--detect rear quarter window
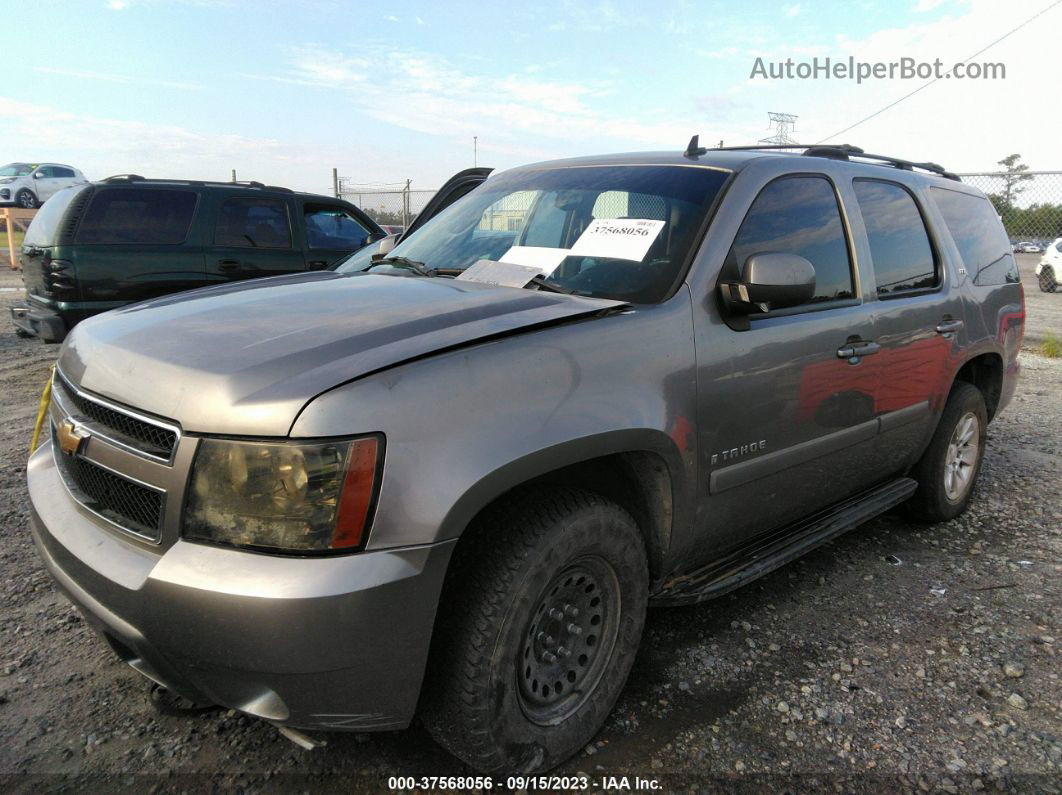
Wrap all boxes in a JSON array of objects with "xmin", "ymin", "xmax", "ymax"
[
  {"xmin": 930, "ymin": 187, "xmax": 1019, "ymax": 286},
  {"xmin": 23, "ymin": 185, "xmax": 90, "ymax": 247},
  {"xmin": 76, "ymin": 188, "xmax": 198, "ymax": 245}
]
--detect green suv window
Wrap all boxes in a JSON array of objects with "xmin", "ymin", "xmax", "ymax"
[
  {"xmin": 76, "ymin": 188, "xmax": 198, "ymax": 245},
  {"xmin": 215, "ymin": 197, "xmax": 292, "ymax": 249}
]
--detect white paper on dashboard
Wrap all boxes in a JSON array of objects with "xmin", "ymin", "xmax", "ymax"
[
  {"xmin": 456, "ymin": 259, "xmax": 542, "ymax": 288},
  {"xmin": 499, "ymin": 245, "xmax": 570, "ymax": 274},
  {"xmin": 569, "ymin": 218, "xmax": 666, "ymax": 262}
]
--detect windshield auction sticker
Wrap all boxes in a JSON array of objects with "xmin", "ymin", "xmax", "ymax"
[
  {"xmin": 569, "ymin": 218, "xmax": 665, "ymax": 262},
  {"xmin": 500, "ymin": 245, "xmax": 570, "ymax": 273},
  {"xmin": 456, "ymin": 259, "xmax": 543, "ymax": 288}
]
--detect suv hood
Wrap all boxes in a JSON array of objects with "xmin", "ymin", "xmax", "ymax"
[{"xmin": 59, "ymin": 271, "xmax": 627, "ymax": 436}]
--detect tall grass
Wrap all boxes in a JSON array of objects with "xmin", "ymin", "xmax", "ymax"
[{"xmin": 1041, "ymin": 332, "xmax": 1061, "ymax": 359}]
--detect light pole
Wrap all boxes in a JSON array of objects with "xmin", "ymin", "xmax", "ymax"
[{"xmin": 473, "ymin": 136, "xmax": 478, "ymax": 167}]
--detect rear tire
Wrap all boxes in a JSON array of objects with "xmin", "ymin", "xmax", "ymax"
[
  {"xmin": 1039, "ymin": 266, "xmax": 1057, "ymax": 292},
  {"xmin": 421, "ymin": 487, "xmax": 648, "ymax": 774},
  {"xmin": 16, "ymin": 189, "xmax": 37, "ymax": 209},
  {"xmin": 906, "ymin": 382, "xmax": 987, "ymax": 522}
]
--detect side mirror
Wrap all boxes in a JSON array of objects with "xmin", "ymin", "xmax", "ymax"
[
  {"xmin": 720, "ymin": 252, "xmax": 816, "ymax": 314},
  {"xmin": 368, "ymin": 234, "xmax": 399, "ymax": 262},
  {"xmin": 365, "ymin": 231, "xmax": 387, "ymax": 245},
  {"xmin": 33, "ymin": 172, "xmax": 44, "ymax": 179}
]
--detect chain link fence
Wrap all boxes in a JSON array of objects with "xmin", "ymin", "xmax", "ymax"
[
  {"xmin": 338, "ymin": 187, "xmax": 437, "ymax": 228},
  {"xmin": 338, "ymin": 171, "xmax": 1062, "ymax": 248},
  {"xmin": 956, "ymin": 171, "xmax": 1062, "ymax": 248}
]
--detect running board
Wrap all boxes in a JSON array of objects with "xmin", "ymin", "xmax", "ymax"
[{"xmin": 651, "ymin": 477, "xmax": 917, "ymax": 606}]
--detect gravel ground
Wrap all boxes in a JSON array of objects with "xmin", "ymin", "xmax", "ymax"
[{"xmin": 0, "ymin": 275, "xmax": 1059, "ymax": 792}]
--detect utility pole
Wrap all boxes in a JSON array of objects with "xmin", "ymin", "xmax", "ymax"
[
  {"xmin": 403, "ymin": 179, "xmax": 411, "ymax": 227},
  {"xmin": 473, "ymin": 136, "xmax": 478, "ymax": 167},
  {"xmin": 332, "ymin": 168, "xmax": 339, "ymax": 198}
]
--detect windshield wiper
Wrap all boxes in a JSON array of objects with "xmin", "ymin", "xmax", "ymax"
[
  {"xmin": 370, "ymin": 256, "xmax": 436, "ymax": 277},
  {"xmin": 526, "ymin": 274, "xmax": 574, "ymax": 294}
]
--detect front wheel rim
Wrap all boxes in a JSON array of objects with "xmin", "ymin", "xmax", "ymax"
[
  {"xmin": 18, "ymin": 193, "xmax": 33, "ymax": 208},
  {"xmin": 517, "ymin": 555, "xmax": 621, "ymax": 726},
  {"xmin": 944, "ymin": 411, "xmax": 979, "ymax": 502}
]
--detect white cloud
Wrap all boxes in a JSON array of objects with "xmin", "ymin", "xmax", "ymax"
[
  {"xmin": 0, "ymin": 96, "xmax": 339, "ymax": 189},
  {"xmin": 271, "ymin": 44, "xmax": 701, "ymax": 158},
  {"xmin": 914, "ymin": 0, "xmax": 948, "ymax": 11},
  {"xmin": 107, "ymin": 0, "xmax": 131, "ymax": 9},
  {"xmin": 385, "ymin": 14, "xmax": 399, "ymax": 22},
  {"xmin": 34, "ymin": 67, "xmax": 199, "ymax": 91},
  {"xmin": 755, "ymin": 0, "xmax": 1062, "ymax": 170},
  {"xmin": 415, "ymin": 16, "xmax": 425, "ymax": 25},
  {"xmin": 783, "ymin": 4, "xmax": 802, "ymax": 17}
]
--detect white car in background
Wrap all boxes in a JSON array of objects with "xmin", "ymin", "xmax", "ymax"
[
  {"xmin": 0, "ymin": 162, "xmax": 87, "ymax": 209},
  {"xmin": 1035, "ymin": 238, "xmax": 1061, "ymax": 292},
  {"xmin": 1016, "ymin": 241, "xmax": 1043, "ymax": 254}
]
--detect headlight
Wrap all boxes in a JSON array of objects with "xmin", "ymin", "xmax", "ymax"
[{"xmin": 184, "ymin": 436, "xmax": 381, "ymax": 553}]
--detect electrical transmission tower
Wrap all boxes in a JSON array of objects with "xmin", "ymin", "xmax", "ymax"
[{"xmin": 759, "ymin": 112, "xmax": 798, "ymax": 146}]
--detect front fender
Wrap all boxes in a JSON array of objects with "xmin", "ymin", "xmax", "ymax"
[{"xmin": 290, "ymin": 293, "xmax": 699, "ymax": 554}]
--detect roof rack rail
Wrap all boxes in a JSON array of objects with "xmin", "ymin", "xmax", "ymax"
[
  {"xmin": 98, "ymin": 176, "xmax": 296, "ymax": 192},
  {"xmin": 687, "ymin": 140, "xmax": 961, "ymax": 181}
]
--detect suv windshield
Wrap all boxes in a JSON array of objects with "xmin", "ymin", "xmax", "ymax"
[
  {"xmin": 0, "ymin": 163, "xmax": 35, "ymax": 177},
  {"xmin": 338, "ymin": 165, "xmax": 729, "ymax": 303}
]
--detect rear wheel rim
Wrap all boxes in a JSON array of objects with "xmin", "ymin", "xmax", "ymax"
[
  {"xmin": 944, "ymin": 411, "xmax": 979, "ymax": 502},
  {"xmin": 517, "ymin": 555, "xmax": 621, "ymax": 726}
]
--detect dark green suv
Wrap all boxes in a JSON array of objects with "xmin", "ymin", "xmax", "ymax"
[{"xmin": 11, "ymin": 176, "xmax": 383, "ymax": 342}]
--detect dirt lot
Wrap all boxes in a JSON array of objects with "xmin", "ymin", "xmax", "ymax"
[{"xmin": 0, "ymin": 266, "xmax": 1059, "ymax": 792}]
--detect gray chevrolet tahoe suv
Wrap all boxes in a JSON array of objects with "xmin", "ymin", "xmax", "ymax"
[{"xmin": 28, "ymin": 142, "xmax": 1024, "ymax": 774}]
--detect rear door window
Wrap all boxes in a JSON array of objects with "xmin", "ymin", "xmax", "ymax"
[
  {"xmin": 76, "ymin": 188, "xmax": 198, "ymax": 244},
  {"xmin": 853, "ymin": 180, "xmax": 938, "ymax": 295},
  {"xmin": 215, "ymin": 198, "xmax": 292, "ymax": 248},
  {"xmin": 727, "ymin": 176, "xmax": 854, "ymax": 306},
  {"xmin": 931, "ymin": 187, "xmax": 1018, "ymax": 285}
]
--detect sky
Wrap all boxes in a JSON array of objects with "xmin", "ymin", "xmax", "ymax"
[{"xmin": 2, "ymin": 0, "xmax": 1060, "ymax": 195}]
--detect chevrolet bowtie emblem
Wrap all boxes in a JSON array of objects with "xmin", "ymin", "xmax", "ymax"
[{"xmin": 56, "ymin": 418, "xmax": 90, "ymax": 456}]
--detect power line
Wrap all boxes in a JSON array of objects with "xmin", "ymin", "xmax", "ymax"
[{"xmin": 817, "ymin": 0, "xmax": 1062, "ymax": 143}]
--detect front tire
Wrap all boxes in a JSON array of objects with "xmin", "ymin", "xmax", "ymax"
[
  {"xmin": 1039, "ymin": 266, "xmax": 1057, "ymax": 292},
  {"xmin": 16, "ymin": 189, "xmax": 37, "ymax": 209},
  {"xmin": 906, "ymin": 382, "xmax": 987, "ymax": 522},
  {"xmin": 422, "ymin": 488, "xmax": 648, "ymax": 774}
]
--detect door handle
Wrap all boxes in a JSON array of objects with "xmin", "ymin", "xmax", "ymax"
[
  {"xmin": 837, "ymin": 341, "xmax": 881, "ymax": 359},
  {"xmin": 308, "ymin": 260, "xmax": 329, "ymax": 269},
  {"xmin": 935, "ymin": 319, "xmax": 964, "ymax": 335},
  {"xmin": 217, "ymin": 259, "xmax": 241, "ymax": 271}
]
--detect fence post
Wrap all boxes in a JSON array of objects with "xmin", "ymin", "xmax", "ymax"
[
  {"xmin": 333, "ymin": 168, "xmax": 340, "ymax": 199},
  {"xmin": 403, "ymin": 180, "xmax": 411, "ymax": 227}
]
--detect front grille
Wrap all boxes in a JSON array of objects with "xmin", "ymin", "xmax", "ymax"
[
  {"xmin": 55, "ymin": 374, "xmax": 178, "ymax": 460},
  {"xmin": 53, "ymin": 430, "xmax": 164, "ymax": 541}
]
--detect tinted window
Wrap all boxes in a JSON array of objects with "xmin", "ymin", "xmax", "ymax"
[
  {"xmin": 215, "ymin": 198, "xmax": 291, "ymax": 248},
  {"xmin": 304, "ymin": 205, "xmax": 369, "ymax": 249},
  {"xmin": 76, "ymin": 188, "xmax": 197, "ymax": 244},
  {"xmin": 931, "ymin": 187, "xmax": 1018, "ymax": 286},
  {"xmin": 728, "ymin": 176, "xmax": 854, "ymax": 305},
  {"xmin": 52, "ymin": 167, "xmax": 76, "ymax": 178},
  {"xmin": 24, "ymin": 185, "xmax": 90, "ymax": 247},
  {"xmin": 854, "ymin": 180, "xmax": 937, "ymax": 295}
]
